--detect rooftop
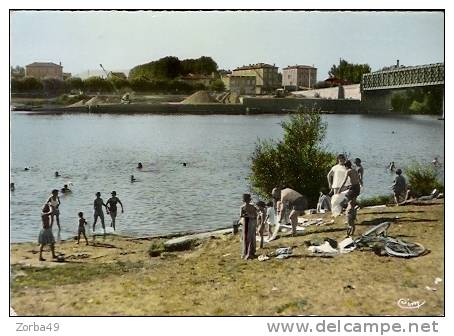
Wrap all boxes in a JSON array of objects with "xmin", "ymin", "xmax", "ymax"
[
  {"xmin": 26, "ymin": 62, "xmax": 62, "ymax": 68},
  {"xmin": 234, "ymin": 63, "xmax": 278, "ymax": 71},
  {"xmin": 283, "ymin": 65, "xmax": 317, "ymax": 70}
]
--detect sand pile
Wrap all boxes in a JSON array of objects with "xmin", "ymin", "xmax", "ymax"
[
  {"xmin": 180, "ymin": 91, "xmax": 219, "ymax": 104},
  {"xmin": 66, "ymin": 100, "xmax": 85, "ymax": 108},
  {"xmin": 216, "ymin": 92, "xmax": 241, "ymax": 104},
  {"xmin": 85, "ymin": 96, "xmax": 104, "ymax": 106}
]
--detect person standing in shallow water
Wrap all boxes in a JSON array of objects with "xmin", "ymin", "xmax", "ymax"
[
  {"xmin": 239, "ymin": 193, "xmax": 257, "ymax": 260},
  {"xmin": 106, "ymin": 191, "xmax": 124, "ymax": 231},
  {"xmin": 38, "ymin": 203, "xmax": 57, "ymax": 261},
  {"xmin": 392, "ymin": 169, "xmax": 407, "ymax": 206},
  {"xmin": 47, "ymin": 189, "xmax": 61, "ymax": 230},
  {"xmin": 93, "ymin": 192, "xmax": 108, "ymax": 234}
]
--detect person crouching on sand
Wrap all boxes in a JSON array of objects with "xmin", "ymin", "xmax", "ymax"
[{"xmin": 38, "ymin": 203, "xmax": 57, "ymax": 261}]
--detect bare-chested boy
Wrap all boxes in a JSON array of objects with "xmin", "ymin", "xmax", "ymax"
[{"xmin": 339, "ymin": 160, "xmax": 361, "ymax": 236}]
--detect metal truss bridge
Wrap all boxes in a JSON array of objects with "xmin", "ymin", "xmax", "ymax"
[{"xmin": 361, "ymin": 63, "xmax": 444, "ymax": 91}]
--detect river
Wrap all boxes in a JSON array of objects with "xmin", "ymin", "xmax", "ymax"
[{"xmin": 10, "ymin": 113, "xmax": 444, "ymax": 242}]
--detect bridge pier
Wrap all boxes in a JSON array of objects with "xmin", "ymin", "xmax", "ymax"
[{"xmin": 361, "ymin": 90, "xmax": 393, "ymax": 113}]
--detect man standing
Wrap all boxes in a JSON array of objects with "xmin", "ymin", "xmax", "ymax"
[
  {"xmin": 93, "ymin": 192, "xmax": 108, "ymax": 235},
  {"xmin": 327, "ymin": 154, "xmax": 349, "ymax": 195},
  {"xmin": 354, "ymin": 158, "xmax": 364, "ymax": 187},
  {"xmin": 106, "ymin": 191, "xmax": 124, "ymax": 231}
]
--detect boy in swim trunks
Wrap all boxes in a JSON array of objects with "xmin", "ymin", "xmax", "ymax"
[
  {"xmin": 339, "ymin": 160, "xmax": 361, "ymax": 236},
  {"xmin": 106, "ymin": 191, "xmax": 124, "ymax": 231},
  {"xmin": 77, "ymin": 211, "xmax": 89, "ymax": 245},
  {"xmin": 93, "ymin": 192, "xmax": 108, "ymax": 235}
]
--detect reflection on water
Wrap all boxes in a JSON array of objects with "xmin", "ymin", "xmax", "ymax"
[{"xmin": 10, "ymin": 113, "xmax": 443, "ymax": 242}]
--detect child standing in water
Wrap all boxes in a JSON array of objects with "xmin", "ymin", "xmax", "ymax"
[
  {"xmin": 392, "ymin": 169, "xmax": 407, "ymax": 205},
  {"xmin": 47, "ymin": 189, "xmax": 61, "ymax": 230},
  {"xmin": 38, "ymin": 203, "xmax": 57, "ymax": 261},
  {"xmin": 239, "ymin": 193, "xmax": 258, "ymax": 260},
  {"xmin": 77, "ymin": 212, "xmax": 89, "ymax": 245}
]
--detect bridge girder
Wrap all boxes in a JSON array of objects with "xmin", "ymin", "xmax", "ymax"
[{"xmin": 362, "ymin": 63, "xmax": 444, "ymax": 91}]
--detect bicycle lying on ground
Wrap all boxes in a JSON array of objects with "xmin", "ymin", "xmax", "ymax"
[{"xmin": 353, "ymin": 222, "xmax": 427, "ymax": 258}]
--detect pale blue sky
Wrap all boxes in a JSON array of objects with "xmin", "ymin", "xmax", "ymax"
[{"xmin": 10, "ymin": 10, "xmax": 444, "ymax": 79}]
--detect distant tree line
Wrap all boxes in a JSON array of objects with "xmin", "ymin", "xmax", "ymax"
[
  {"xmin": 391, "ymin": 86, "xmax": 443, "ymax": 115},
  {"xmin": 11, "ymin": 56, "xmax": 224, "ymax": 95},
  {"xmin": 129, "ymin": 56, "xmax": 218, "ymax": 80},
  {"xmin": 11, "ymin": 75, "xmax": 225, "ymax": 96}
]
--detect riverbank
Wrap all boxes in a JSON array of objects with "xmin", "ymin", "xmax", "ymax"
[{"xmin": 11, "ymin": 200, "xmax": 444, "ymax": 316}]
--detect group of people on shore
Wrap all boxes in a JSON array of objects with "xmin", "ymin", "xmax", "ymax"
[
  {"xmin": 238, "ymin": 152, "xmax": 443, "ymax": 260},
  {"xmin": 237, "ymin": 152, "xmax": 421, "ymax": 260},
  {"xmin": 36, "ymin": 170, "xmax": 125, "ymax": 261}
]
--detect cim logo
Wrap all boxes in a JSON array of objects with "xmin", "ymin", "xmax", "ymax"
[{"xmin": 397, "ymin": 298, "xmax": 426, "ymax": 309}]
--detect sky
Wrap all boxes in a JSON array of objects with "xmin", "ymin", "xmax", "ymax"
[{"xmin": 10, "ymin": 10, "xmax": 444, "ymax": 80}]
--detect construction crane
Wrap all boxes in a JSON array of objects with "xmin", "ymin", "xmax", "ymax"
[{"xmin": 99, "ymin": 64, "xmax": 131, "ymax": 104}]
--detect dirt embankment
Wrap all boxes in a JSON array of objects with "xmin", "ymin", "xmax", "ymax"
[{"xmin": 10, "ymin": 200, "xmax": 444, "ymax": 316}]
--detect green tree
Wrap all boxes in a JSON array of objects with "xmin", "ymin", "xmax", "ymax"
[
  {"xmin": 83, "ymin": 76, "xmax": 113, "ymax": 93},
  {"xmin": 42, "ymin": 78, "xmax": 66, "ymax": 94},
  {"xmin": 209, "ymin": 79, "xmax": 225, "ymax": 92},
  {"xmin": 391, "ymin": 87, "xmax": 443, "ymax": 115},
  {"xmin": 20, "ymin": 77, "xmax": 43, "ymax": 92},
  {"xmin": 109, "ymin": 77, "xmax": 130, "ymax": 91},
  {"xmin": 129, "ymin": 56, "xmax": 182, "ymax": 80},
  {"xmin": 129, "ymin": 56, "xmax": 219, "ymax": 81},
  {"xmin": 65, "ymin": 77, "xmax": 84, "ymax": 91},
  {"xmin": 329, "ymin": 59, "xmax": 371, "ymax": 84},
  {"xmin": 249, "ymin": 106, "xmax": 336, "ymax": 206}
]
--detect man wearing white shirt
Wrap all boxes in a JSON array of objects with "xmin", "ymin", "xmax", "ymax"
[{"xmin": 327, "ymin": 154, "xmax": 350, "ymax": 195}]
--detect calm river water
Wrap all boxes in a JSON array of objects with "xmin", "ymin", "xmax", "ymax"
[{"xmin": 10, "ymin": 113, "xmax": 444, "ymax": 242}]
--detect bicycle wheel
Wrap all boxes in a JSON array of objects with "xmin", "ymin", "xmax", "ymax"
[{"xmin": 384, "ymin": 240, "xmax": 426, "ymax": 258}]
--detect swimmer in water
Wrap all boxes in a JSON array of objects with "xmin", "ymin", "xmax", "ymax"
[
  {"xmin": 61, "ymin": 184, "xmax": 71, "ymax": 193},
  {"xmin": 24, "ymin": 167, "xmax": 30, "ymax": 171},
  {"xmin": 432, "ymin": 157, "xmax": 441, "ymax": 167},
  {"xmin": 10, "ymin": 183, "xmax": 15, "ymax": 191},
  {"xmin": 388, "ymin": 161, "xmax": 395, "ymax": 171},
  {"xmin": 182, "ymin": 162, "xmax": 187, "ymax": 167},
  {"xmin": 55, "ymin": 171, "xmax": 60, "ymax": 177},
  {"xmin": 130, "ymin": 175, "xmax": 136, "ymax": 183},
  {"xmin": 137, "ymin": 162, "xmax": 143, "ymax": 169}
]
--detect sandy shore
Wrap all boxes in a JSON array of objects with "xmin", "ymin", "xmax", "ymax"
[{"xmin": 10, "ymin": 200, "xmax": 444, "ymax": 316}]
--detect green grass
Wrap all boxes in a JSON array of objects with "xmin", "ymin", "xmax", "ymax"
[
  {"xmin": 148, "ymin": 240, "xmax": 165, "ymax": 257},
  {"xmin": 11, "ymin": 260, "xmax": 145, "ymax": 290},
  {"xmin": 358, "ymin": 195, "xmax": 392, "ymax": 207}
]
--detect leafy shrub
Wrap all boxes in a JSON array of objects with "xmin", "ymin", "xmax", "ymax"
[
  {"xmin": 405, "ymin": 162, "xmax": 443, "ymax": 196},
  {"xmin": 148, "ymin": 240, "xmax": 165, "ymax": 257},
  {"xmin": 249, "ymin": 105, "xmax": 336, "ymax": 207}
]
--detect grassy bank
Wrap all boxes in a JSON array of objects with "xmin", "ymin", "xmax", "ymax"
[{"xmin": 10, "ymin": 200, "xmax": 444, "ymax": 316}]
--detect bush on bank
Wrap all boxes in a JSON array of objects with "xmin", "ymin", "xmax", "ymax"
[
  {"xmin": 249, "ymin": 105, "xmax": 336, "ymax": 207},
  {"xmin": 405, "ymin": 162, "xmax": 444, "ymax": 196}
]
